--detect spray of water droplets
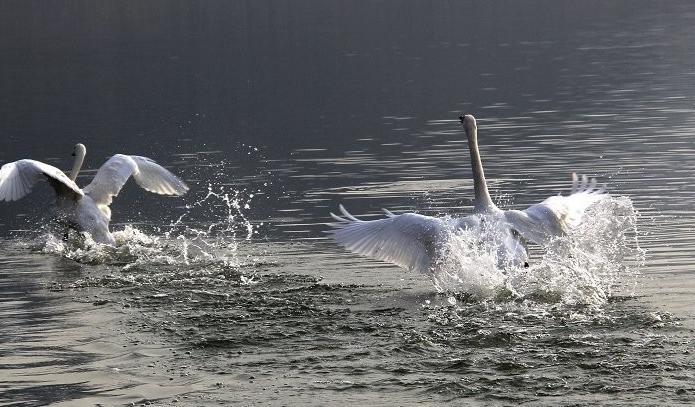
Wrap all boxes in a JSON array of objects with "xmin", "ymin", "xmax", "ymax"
[
  {"xmin": 34, "ymin": 181, "xmax": 262, "ymax": 271},
  {"xmin": 431, "ymin": 196, "xmax": 644, "ymax": 307}
]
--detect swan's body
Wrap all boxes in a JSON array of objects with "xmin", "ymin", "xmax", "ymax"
[
  {"xmin": 329, "ymin": 114, "xmax": 606, "ymax": 274},
  {"xmin": 0, "ymin": 144, "xmax": 189, "ymax": 245}
]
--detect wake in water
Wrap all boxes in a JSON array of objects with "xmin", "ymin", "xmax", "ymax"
[{"xmin": 432, "ymin": 196, "xmax": 644, "ymax": 307}]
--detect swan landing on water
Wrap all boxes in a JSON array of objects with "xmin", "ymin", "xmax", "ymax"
[
  {"xmin": 0, "ymin": 144, "xmax": 189, "ymax": 245},
  {"xmin": 329, "ymin": 114, "xmax": 607, "ymax": 275}
]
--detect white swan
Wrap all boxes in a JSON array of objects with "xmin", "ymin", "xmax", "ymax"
[
  {"xmin": 0, "ymin": 143, "xmax": 189, "ymax": 245},
  {"xmin": 329, "ymin": 114, "xmax": 607, "ymax": 274}
]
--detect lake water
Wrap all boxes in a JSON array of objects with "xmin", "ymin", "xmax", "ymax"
[{"xmin": 1, "ymin": 1, "xmax": 694, "ymax": 405}]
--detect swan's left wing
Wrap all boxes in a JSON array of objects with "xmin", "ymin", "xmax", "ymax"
[
  {"xmin": 83, "ymin": 154, "xmax": 188, "ymax": 216},
  {"xmin": 505, "ymin": 173, "xmax": 607, "ymax": 245},
  {"xmin": 328, "ymin": 205, "xmax": 445, "ymax": 273}
]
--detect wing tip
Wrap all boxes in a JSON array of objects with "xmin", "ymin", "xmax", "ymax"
[
  {"xmin": 569, "ymin": 173, "xmax": 609, "ymax": 195},
  {"xmin": 330, "ymin": 212, "xmax": 348, "ymax": 223}
]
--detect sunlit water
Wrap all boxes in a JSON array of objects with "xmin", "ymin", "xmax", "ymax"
[{"xmin": 2, "ymin": 2, "xmax": 695, "ymax": 406}]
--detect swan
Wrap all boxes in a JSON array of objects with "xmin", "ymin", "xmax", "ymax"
[
  {"xmin": 0, "ymin": 143, "xmax": 189, "ymax": 245},
  {"xmin": 329, "ymin": 114, "xmax": 607, "ymax": 274}
]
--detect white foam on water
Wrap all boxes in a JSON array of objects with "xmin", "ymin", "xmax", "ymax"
[{"xmin": 431, "ymin": 196, "xmax": 644, "ymax": 307}]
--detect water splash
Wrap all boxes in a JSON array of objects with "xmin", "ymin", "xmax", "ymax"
[
  {"xmin": 159, "ymin": 182, "xmax": 261, "ymax": 266},
  {"xmin": 37, "ymin": 182, "xmax": 261, "ymax": 270},
  {"xmin": 431, "ymin": 196, "xmax": 644, "ymax": 307}
]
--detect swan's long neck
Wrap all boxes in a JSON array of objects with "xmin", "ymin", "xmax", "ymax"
[
  {"xmin": 69, "ymin": 144, "xmax": 86, "ymax": 182},
  {"xmin": 465, "ymin": 119, "xmax": 496, "ymax": 212}
]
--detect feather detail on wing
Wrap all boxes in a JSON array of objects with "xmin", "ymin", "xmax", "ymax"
[
  {"xmin": 328, "ymin": 205, "xmax": 444, "ymax": 273},
  {"xmin": 504, "ymin": 173, "xmax": 607, "ymax": 245},
  {"xmin": 0, "ymin": 159, "xmax": 83, "ymax": 202},
  {"xmin": 83, "ymin": 154, "xmax": 189, "ymax": 217}
]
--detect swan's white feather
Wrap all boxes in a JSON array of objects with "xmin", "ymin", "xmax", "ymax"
[
  {"xmin": 83, "ymin": 154, "xmax": 189, "ymax": 214},
  {"xmin": 505, "ymin": 173, "xmax": 608, "ymax": 245},
  {"xmin": 329, "ymin": 205, "xmax": 445, "ymax": 273},
  {"xmin": 1, "ymin": 148, "xmax": 188, "ymax": 246},
  {"xmin": 0, "ymin": 159, "xmax": 83, "ymax": 202}
]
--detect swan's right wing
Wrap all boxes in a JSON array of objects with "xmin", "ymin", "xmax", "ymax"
[
  {"xmin": 0, "ymin": 159, "xmax": 83, "ymax": 201},
  {"xmin": 84, "ymin": 154, "xmax": 189, "ymax": 210},
  {"xmin": 328, "ymin": 205, "xmax": 445, "ymax": 273}
]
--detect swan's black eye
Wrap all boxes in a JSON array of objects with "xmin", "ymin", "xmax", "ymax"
[
  {"xmin": 459, "ymin": 115, "xmax": 465, "ymax": 123},
  {"xmin": 71, "ymin": 153, "xmax": 75, "ymax": 156}
]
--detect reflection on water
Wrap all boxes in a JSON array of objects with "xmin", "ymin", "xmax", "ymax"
[{"xmin": 1, "ymin": 0, "xmax": 695, "ymax": 405}]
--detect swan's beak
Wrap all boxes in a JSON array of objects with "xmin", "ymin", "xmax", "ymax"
[{"xmin": 459, "ymin": 115, "xmax": 465, "ymax": 124}]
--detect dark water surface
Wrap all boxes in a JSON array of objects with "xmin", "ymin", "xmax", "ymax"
[{"xmin": 1, "ymin": 1, "xmax": 695, "ymax": 405}]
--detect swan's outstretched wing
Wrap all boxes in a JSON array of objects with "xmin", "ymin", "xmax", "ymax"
[
  {"xmin": 83, "ymin": 154, "xmax": 188, "ymax": 212},
  {"xmin": 504, "ymin": 173, "xmax": 607, "ymax": 245},
  {"xmin": 328, "ymin": 205, "xmax": 445, "ymax": 273},
  {"xmin": 0, "ymin": 159, "xmax": 83, "ymax": 201}
]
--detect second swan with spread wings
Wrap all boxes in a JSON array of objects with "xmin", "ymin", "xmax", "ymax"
[{"xmin": 329, "ymin": 114, "xmax": 607, "ymax": 274}]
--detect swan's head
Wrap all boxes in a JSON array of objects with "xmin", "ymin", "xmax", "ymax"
[
  {"xmin": 72, "ymin": 143, "xmax": 86, "ymax": 158},
  {"xmin": 459, "ymin": 114, "xmax": 477, "ymax": 134}
]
